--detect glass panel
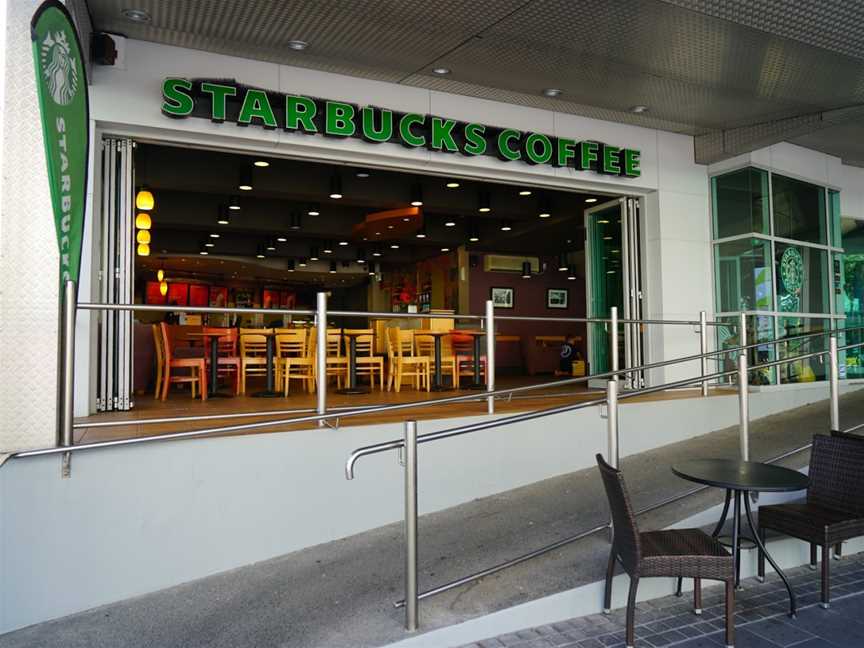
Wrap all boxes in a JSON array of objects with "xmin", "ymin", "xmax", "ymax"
[
  {"xmin": 775, "ymin": 243, "xmax": 828, "ymax": 313},
  {"xmin": 714, "ymin": 314, "xmax": 776, "ymax": 385},
  {"xmin": 587, "ymin": 204, "xmax": 623, "ymax": 374},
  {"xmin": 771, "ymin": 173, "xmax": 827, "ymax": 244},
  {"xmin": 712, "ymin": 168, "xmax": 769, "ymax": 239},
  {"xmin": 829, "ymin": 189, "xmax": 841, "ymax": 248},
  {"xmin": 840, "ymin": 218, "xmax": 864, "ymax": 378},
  {"xmin": 714, "ymin": 238, "xmax": 773, "ymax": 312},
  {"xmin": 777, "ymin": 317, "xmax": 829, "ymax": 383}
]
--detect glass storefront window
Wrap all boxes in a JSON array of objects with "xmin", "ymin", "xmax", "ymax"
[
  {"xmin": 775, "ymin": 243, "xmax": 828, "ymax": 313},
  {"xmin": 771, "ymin": 173, "xmax": 827, "ymax": 244},
  {"xmin": 840, "ymin": 218, "xmax": 864, "ymax": 378},
  {"xmin": 714, "ymin": 238, "xmax": 773, "ymax": 312},
  {"xmin": 829, "ymin": 189, "xmax": 841, "ymax": 248},
  {"xmin": 777, "ymin": 317, "xmax": 828, "ymax": 383},
  {"xmin": 711, "ymin": 168, "xmax": 769, "ymax": 239},
  {"xmin": 715, "ymin": 314, "xmax": 776, "ymax": 385}
]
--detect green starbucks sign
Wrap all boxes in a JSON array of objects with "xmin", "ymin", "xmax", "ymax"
[
  {"xmin": 31, "ymin": 0, "xmax": 89, "ymax": 289},
  {"xmin": 162, "ymin": 78, "xmax": 641, "ymax": 178}
]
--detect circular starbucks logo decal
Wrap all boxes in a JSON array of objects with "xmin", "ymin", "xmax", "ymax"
[
  {"xmin": 40, "ymin": 30, "xmax": 78, "ymax": 106},
  {"xmin": 780, "ymin": 246, "xmax": 804, "ymax": 293}
]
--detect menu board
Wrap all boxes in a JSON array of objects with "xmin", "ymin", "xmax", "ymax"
[
  {"xmin": 167, "ymin": 282, "xmax": 189, "ymax": 306},
  {"xmin": 189, "ymin": 284, "xmax": 209, "ymax": 307},
  {"xmin": 145, "ymin": 281, "xmax": 167, "ymax": 305}
]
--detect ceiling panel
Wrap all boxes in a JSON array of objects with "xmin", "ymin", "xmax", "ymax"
[{"xmin": 87, "ymin": 0, "xmax": 864, "ymax": 163}]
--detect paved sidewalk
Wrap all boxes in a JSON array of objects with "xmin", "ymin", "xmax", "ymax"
[{"xmin": 459, "ymin": 553, "xmax": 864, "ymax": 648}]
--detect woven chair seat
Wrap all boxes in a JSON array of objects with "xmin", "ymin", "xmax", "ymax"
[
  {"xmin": 640, "ymin": 529, "xmax": 733, "ymax": 579},
  {"xmin": 759, "ymin": 502, "xmax": 864, "ymax": 544}
]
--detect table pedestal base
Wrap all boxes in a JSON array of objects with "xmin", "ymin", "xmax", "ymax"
[
  {"xmin": 337, "ymin": 387, "xmax": 370, "ymax": 395},
  {"xmin": 464, "ymin": 382, "xmax": 485, "ymax": 390},
  {"xmin": 430, "ymin": 384, "xmax": 453, "ymax": 392},
  {"xmin": 252, "ymin": 390, "xmax": 281, "ymax": 398}
]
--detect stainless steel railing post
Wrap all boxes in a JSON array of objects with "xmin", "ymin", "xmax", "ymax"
[
  {"xmin": 606, "ymin": 379, "xmax": 619, "ymax": 469},
  {"xmin": 403, "ymin": 420, "xmax": 419, "ymax": 631},
  {"xmin": 738, "ymin": 353, "xmax": 750, "ymax": 461},
  {"xmin": 485, "ymin": 300, "xmax": 495, "ymax": 414},
  {"xmin": 738, "ymin": 312, "xmax": 747, "ymax": 349},
  {"xmin": 829, "ymin": 335, "xmax": 840, "ymax": 433},
  {"xmin": 610, "ymin": 306, "xmax": 619, "ymax": 384},
  {"xmin": 699, "ymin": 311, "xmax": 708, "ymax": 397},
  {"xmin": 58, "ymin": 280, "xmax": 77, "ymax": 477},
  {"xmin": 316, "ymin": 292, "xmax": 327, "ymax": 426}
]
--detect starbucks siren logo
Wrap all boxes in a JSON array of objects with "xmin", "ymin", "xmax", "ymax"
[{"xmin": 40, "ymin": 30, "xmax": 78, "ymax": 105}]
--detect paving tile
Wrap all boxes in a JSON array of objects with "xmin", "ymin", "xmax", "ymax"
[{"xmin": 745, "ymin": 617, "xmax": 817, "ymax": 646}]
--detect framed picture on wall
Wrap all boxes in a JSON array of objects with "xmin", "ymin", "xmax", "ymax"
[
  {"xmin": 490, "ymin": 287, "xmax": 514, "ymax": 309},
  {"xmin": 547, "ymin": 288, "xmax": 569, "ymax": 309}
]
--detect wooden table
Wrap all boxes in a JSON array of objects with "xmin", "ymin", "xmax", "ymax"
[
  {"xmin": 415, "ymin": 330, "xmax": 452, "ymax": 391},
  {"xmin": 336, "ymin": 329, "xmax": 371, "ymax": 395},
  {"xmin": 186, "ymin": 331, "xmax": 233, "ymax": 398}
]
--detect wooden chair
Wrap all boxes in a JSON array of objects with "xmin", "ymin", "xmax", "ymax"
[
  {"xmin": 415, "ymin": 332, "xmax": 457, "ymax": 387},
  {"xmin": 757, "ymin": 433, "xmax": 864, "ymax": 609},
  {"xmin": 239, "ymin": 328, "xmax": 272, "ymax": 395},
  {"xmin": 159, "ymin": 322, "xmax": 207, "ymax": 401},
  {"xmin": 386, "ymin": 328, "xmax": 430, "ymax": 392},
  {"xmin": 276, "ymin": 328, "xmax": 315, "ymax": 394},
  {"xmin": 596, "ymin": 454, "xmax": 734, "ymax": 648},
  {"xmin": 344, "ymin": 329, "xmax": 384, "ymax": 390},
  {"xmin": 451, "ymin": 331, "xmax": 486, "ymax": 387},
  {"xmin": 203, "ymin": 327, "xmax": 241, "ymax": 395},
  {"xmin": 152, "ymin": 324, "xmax": 165, "ymax": 398},
  {"xmin": 324, "ymin": 328, "xmax": 350, "ymax": 388}
]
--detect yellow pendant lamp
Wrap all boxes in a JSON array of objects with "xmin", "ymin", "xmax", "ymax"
[
  {"xmin": 135, "ymin": 212, "xmax": 152, "ymax": 229},
  {"xmin": 159, "ymin": 280, "xmax": 168, "ymax": 296},
  {"xmin": 157, "ymin": 269, "xmax": 165, "ymax": 282},
  {"xmin": 136, "ymin": 187, "xmax": 155, "ymax": 210},
  {"xmin": 137, "ymin": 243, "xmax": 150, "ymax": 256},
  {"xmin": 136, "ymin": 229, "xmax": 151, "ymax": 244}
]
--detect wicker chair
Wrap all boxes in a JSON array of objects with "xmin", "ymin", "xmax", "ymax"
[
  {"xmin": 596, "ymin": 454, "xmax": 735, "ymax": 648},
  {"xmin": 757, "ymin": 433, "xmax": 864, "ymax": 609}
]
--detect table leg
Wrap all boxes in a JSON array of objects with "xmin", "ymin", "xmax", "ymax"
[
  {"xmin": 467, "ymin": 335, "xmax": 484, "ymax": 390},
  {"xmin": 253, "ymin": 335, "xmax": 281, "ymax": 397},
  {"xmin": 732, "ymin": 490, "xmax": 742, "ymax": 589},
  {"xmin": 209, "ymin": 336, "xmax": 219, "ymax": 397},
  {"xmin": 431, "ymin": 335, "xmax": 451, "ymax": 391},
  {"xmin": 744, "ymin": 494, "xmax": 797, "ymax": 617},
  {"xmin": 711, "ymin": 489, "xmax": 732, "ymax": 538}
]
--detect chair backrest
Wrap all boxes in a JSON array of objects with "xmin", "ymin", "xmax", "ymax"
[
  {"xmin": 396, "ymin": 329, "xmax": 416, "ymax": 357},
  {"xmin": 344, "ymin": 329, "xmax": 374, "ymax": 356},
  {"xmin": 239, "ymin": 329, "xmax": 269, "ymax": 357},
  {"xmin": 385, "ymin": 327, "xmax": 398, "ymax": 360},
  {"xmin": 326, "ymin": 329, "xmax": 343, "ymax": 357},
  {"xmin": 807, "ymin": 433, "xmax": 864, "ymax": 516},
  {"xmin": 159, "ymin": 322, "xmax": 178, "ymax": 363},
  {"xmin": 451, "ymin": 332, "xmax": 473, "ymax": 355},
  {"xmin": 275, "ymin": 329, "xmax": 307, "ymax": 357},
  {"xmin": 414, "ymin": 333, "xmax": 434, "ymax": 357},
  {"xmin": 595, "ymin": 454, "xmax": 641, "ymax": 573},
  {"xmin": 152, "ymin": 324, "xmax": 165, "ymax": 366},
  {"xmin": 203, "ymin": 327, "xmax": 237, "ymax": 356}
]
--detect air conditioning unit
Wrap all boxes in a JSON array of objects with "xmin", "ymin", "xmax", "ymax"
[{"xmin": 483, "ymin": 254, "xmax": 540, "ymax": 273}]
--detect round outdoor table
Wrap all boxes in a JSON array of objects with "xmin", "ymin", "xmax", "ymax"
[
  {"xmin": 672, "ymin": 459, "xmax": 809, "ymax": 617},
  {"xmin": 456, "ymin": 329, "xmax": 486, "ymax": 390},
  {"xmin": 242, "ymin": 330, "xmax": 280, "ymax": 398},
  {"xmin": 185, "ymin": 332, "xmax": 233, "ymax": 398},
  {"xmin": 416, "ymin": 330, "xmax": 452, "ymax": 392},
  {"xmin": 336, "ymin": 330, "xmax": 370, "ymax": 395}
]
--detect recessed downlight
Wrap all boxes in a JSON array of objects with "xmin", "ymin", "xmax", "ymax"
[
  {"xmin": 630, "ymin": 105, "xmax": 649, "ymax": 114},
  {"xmin": 121, "ymin": 8, "xmax": 151, "ymax": 23},
  {"xmin": 253, "ymin": 160, "xmax": 270, "ymax": 167},
  {"xmin": 287, "ymin": 40, "xmax": 309, "ymax": 51},
  {"xmin": 542, "ymin": 88, "xmax": 562, "ymax": 97},
  {"xmin": 446, "ymin": 181, "xmax": 460, "ymax": 188},
  {"xmin": 432, "ymin": 67, "xmax": 450, "ymax": 75},
  {"xmin": 585, "ymin": 198, "xmax": 598, "ymax": 203},
  {"xmin": 518, "ymin": 189, "xmax": 532, "ymax": 196}
]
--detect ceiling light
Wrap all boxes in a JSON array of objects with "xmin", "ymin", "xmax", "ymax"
[
  {"xmin": 307, "ymin": 203, "xmax": 320, "ymax": 216},
  {"xmin": 266, "ymin": 239, "xmax": 276, "ymax": 251},
  {"xmin": 277, "ymin": 236, "xmax": 288, "ymax": 242},
  {"xmin": 446, "ymin": 181, "xmax": 460, "ymax": 188},
  {"xmin": 543, "ymin": 88, "xmax": 562, "ymax": 97},
  {"xmin": 217, "ymin": 206, "xmax": 230, "ymax": 225},
  {"xmin": 445, "ymin": 219, "xmax": 456, "ymax": 227},
  {"xmin": 135, "ymin": 212, "xmax": 152, "ymax": 229},
  {"xmin": 521, "ymin": 261, "xmax": 531, "ymax": 279},
  {"xmin": 390, "ymin": 243, "xmax": 400, "ymax": 249},
  {"xmin": 478, "ymin": 191, "xmax": 491, "ymax": 213},
  {"xmin": 329, "ymin": 262, "xmax": 337, "ymax": 274},
  {"xmin": 415, "ymin": 224, "xmax": 427, "ymax": 239},
  {"xmin": 256, "ymin": 246, "xmax": 266, "ymax": 259},
  {"xmin": 287, "ymin": 259, "xmax": 296, "ymax": 272},
  {"xmin": 387, "ymin": 225, "xmax": 394, "ymax": 229},
  {"xmin": 410, "ymin": 183, "xmax": 423, "ymax": 207},
  {"xmin": 585, "ymin": 197, "xmax": 598, "ymax": 203},
  {"xmin": 597, "ymin": 219, "xmax": 609, "ymax": 224},
  {"xmin": 468, "ymin": 223, "xmax": 480, "ymax": 243},
  {"xmin": 500, "ymin": 220, "xmax": 513, "ymax": 232},
  {"xmin": 287, "ymin": 40, "xmax": 309, "ymax": 51},
  {"xmin": 204, "ymin": 241, "xmax": 215, "ymax": 248},
  {"xmin": 338, "ymin": 240, "xmax": 349, "ymax": 246},
  {"xmin": 518, "ymin": 189, "xmax": 532, "ymax": 196},
  {"xmin": 432, "ymin": 67, "xmax": 450, "ymax": 75},
  {"xmin": 323, "ymin": 243, "xmax": 334, "ymax": 254},
  {"xmin": 538, "ymin": 197, "xmax": 552, "ymax": 219},
  {"xmin": 238, "ymin": 168, "xmax": 253, "ymax": 191},
  {"xmin": 357, "ymin": 249, "xmax": 367, "ymax": 263},
  {"xmin": 372, "ymin": 249, "xmax": 382, "ymax": 257},
  {"xmin": 122, "ymin": 8, "xmax": 151, "ymax": 23},
  {"xmin": 137, "ymin": 243, "xmax": 150, "ymax": 257},
  {"xmin": 355, "ymin": 168, "xmax": 371, "ymax": 178},
  {"xmin": 538, "ymin": 211, "xmax": 551, "ymax": 219},
  {"xmin": 329, "ymin": 173, "xmax": 343, "ymax": 199},
  {"xmin": 310, "ymin": 247, "xmax": 320, "ymax": 261},
  {"xmin": 209, "ymin": 232, "xmax": 220, "ymax": 238},
  {"xmin": 289, "ymin": 212, "xmax": 302, "ymax": 230},
  {"xmin": 441, "ymin": 247, "xmax": 450, "ymax": 253},
  {"xmin": 135, "ymin": 187, "xmax": 154, "ymax": 211},
  {"xmin": 253, "ymin": 160, "xmax": 270, "ymax": 167},
  {"xmin": 298, "ymin": 258, "xmax": 308, "ymax": 267},
  {"xmin": 630, "ymin": 105, "xmax": 649, "ymax": 114},
  {"xmin": 198, "ymin": 248, "xmax": 208, "ymax": 256},
  {"xmin": 228, "ymin": 196, "xmax": 241, "ymax": 210},
  {"xmin": 603, "ymin": 235, "xmax": 613, "ymax": 240}
]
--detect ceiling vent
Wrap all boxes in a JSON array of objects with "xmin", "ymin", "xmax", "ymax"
[{"xmin": 483, "ymin": 254, "xmax": 539, "ymax": 274}]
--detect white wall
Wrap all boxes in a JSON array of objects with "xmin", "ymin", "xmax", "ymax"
[{"xmin": 0, "ymin": 385, "xmax": 843, "ymax": 633}]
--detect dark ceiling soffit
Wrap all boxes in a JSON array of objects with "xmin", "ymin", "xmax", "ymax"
[{"xmin": 694, "ymin": 104, "xmax": 864, "ymax": 167}]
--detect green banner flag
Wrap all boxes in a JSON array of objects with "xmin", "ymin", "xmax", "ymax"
[{"xmin": 31, "ymin": 0, "xmax": 89, "ymax": 288}]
